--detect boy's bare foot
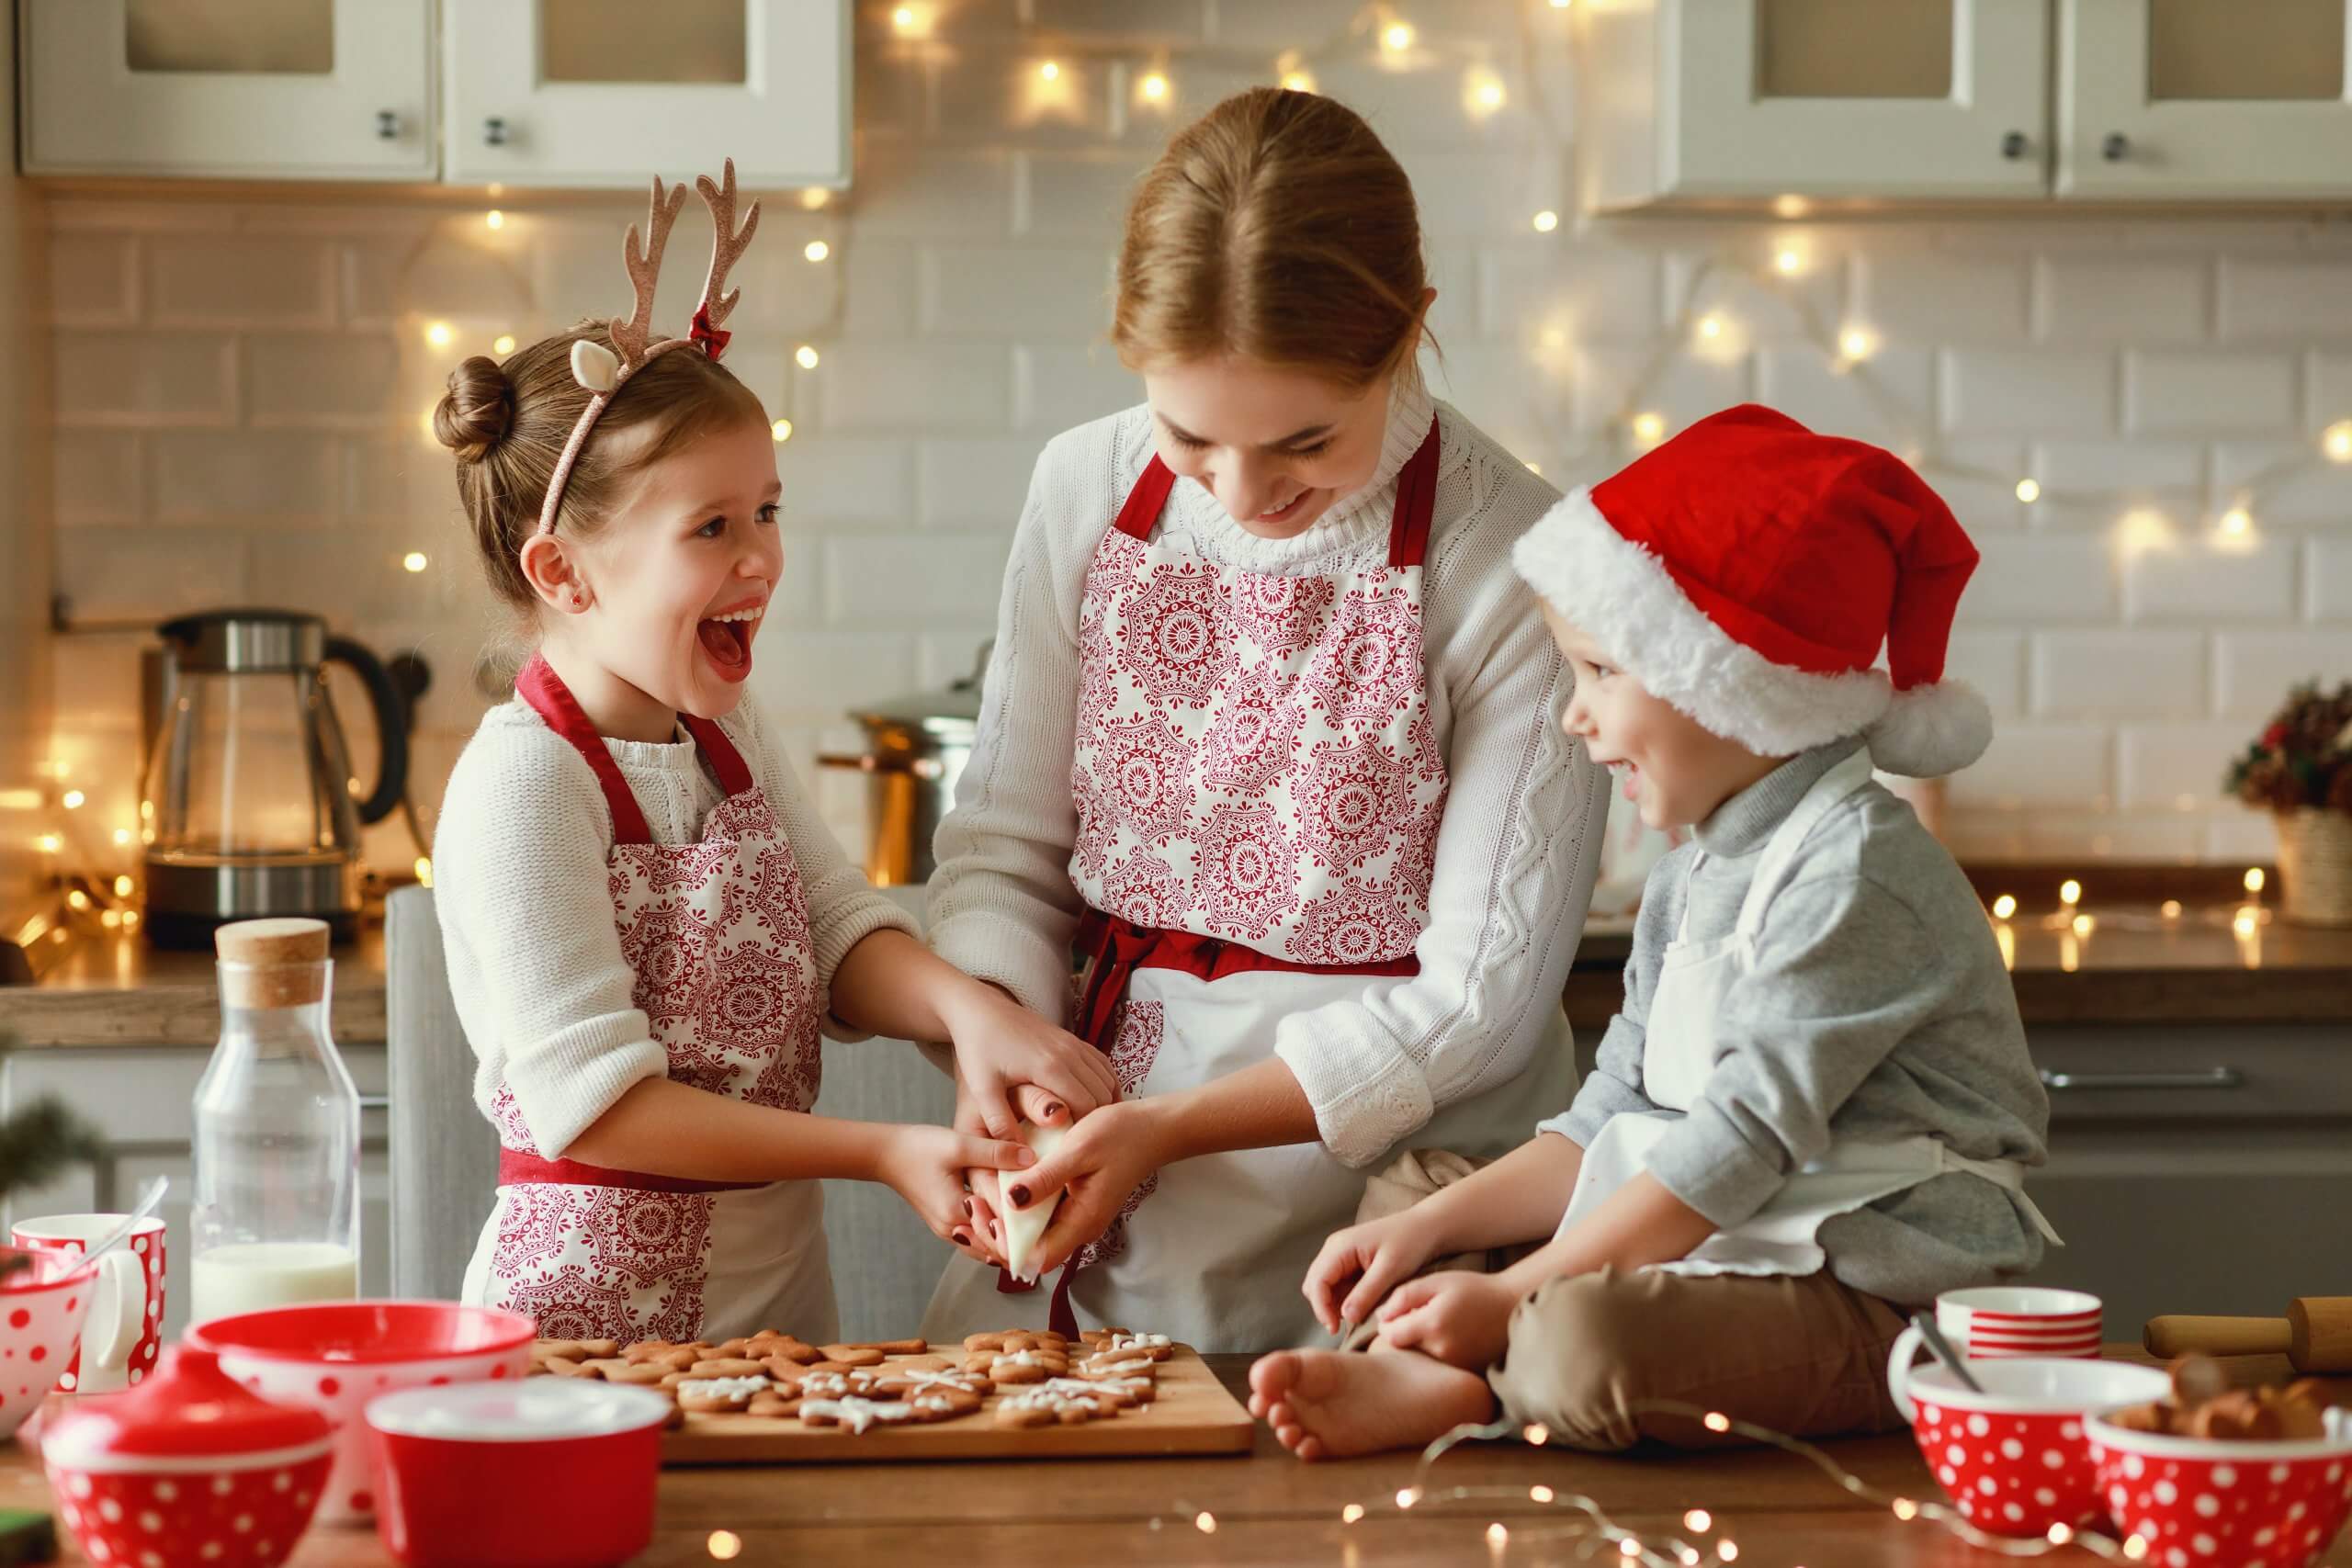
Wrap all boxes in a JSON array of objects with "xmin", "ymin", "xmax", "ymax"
[{"xmin": 1248, "ymin": 1347, "xmax": 1497, "ymax": 1461}]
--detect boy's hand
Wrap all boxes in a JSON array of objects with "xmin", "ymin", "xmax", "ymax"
[
  {"xmin": 1302, "ymin": 1210, "xmax": 1444, "ymax": 1335},
  {"xmin": 876, "ymin": 1122, "xmax": 1035, "ymax": 1266},
  {"xmin": 937, "ymin": 985, "xmax": 1118, "ymax": 1138},
  {"xmin": 1374, "ymin": 1269, "xmax": 1521, "ymax": 1371}
]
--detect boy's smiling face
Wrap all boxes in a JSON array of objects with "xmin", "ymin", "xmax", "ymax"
[{"xmin": 1541, "ymin": 604, "xmax": 1785, "ymax": 831}]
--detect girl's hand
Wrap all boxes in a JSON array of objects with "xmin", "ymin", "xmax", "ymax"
[
  {"xmin": 956, "ymin": 1081, "xmax": 1069, "ymax": 1262},
  {"xmin": 1374, "ymin": 1269, "xmax": 1522, "ymax": 1371},
  {"xmin": 937, "ymin": 985, "xmax": 1118, "ymax": 1139},
  {"xmin": 1302, "ymin": 1209, "xmax": 1445, "ymax": 1335},
  {"xmin": 1003, "ymin": 1100, "xmax": 1168, "ymax": 1278},
  {"xmin": 875, "ymin": 1123, "xmax": 1035, "ymax": 1264}
]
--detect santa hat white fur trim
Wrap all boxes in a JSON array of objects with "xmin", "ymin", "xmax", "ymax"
[{"xmin": 1513, "ymin": 488, "xmax": 1987, "ymax": 776}]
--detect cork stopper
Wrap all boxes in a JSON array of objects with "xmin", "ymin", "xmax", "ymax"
[{"xmin": 214, "ymin": 918, "xmax": 332, "ymax": 1009}]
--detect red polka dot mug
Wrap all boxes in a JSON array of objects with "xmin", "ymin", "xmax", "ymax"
[
  {"xmin": 11, "ymin": 1213, "xmax": 167, "ymax": 1394},
  {"xmin": 1890, "ymin": 1353, "xmax": 2171, "ymax": 1538}
]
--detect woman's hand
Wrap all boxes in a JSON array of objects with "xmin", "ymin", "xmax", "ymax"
[
  {"xmin": 1374, "ymin": 1269, "xmax": 1522, "ymax": 1371},
  {"xmin": 1001, "ymin": 1099, "xmax": 1170, "ymax": 1278},
  {"xmin": 874, "ymin": 1122, "xmax": 1036, "ymax": 1266},
  {"xmin": 1301, "ymin": 1208, "xmax": 1446, "ymax": 1335},
  {"xmin": 937, "ymin": 984, "xmax": 1118, "ymax": 1138},
  {"xmin": 956, "ymin": 1081, "xmax": 1070, "ymax": 1264}
]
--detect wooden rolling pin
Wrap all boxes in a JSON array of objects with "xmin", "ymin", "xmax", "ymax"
[{"xmin": 2144, "ymin": 1297, "xmax": 2352, "ymax": 1371}]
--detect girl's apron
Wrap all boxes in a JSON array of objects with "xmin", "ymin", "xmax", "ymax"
[
  {"xmin": 459, "ymin": 655, "xmax": 839, "ymax": 1346},
  {"xmin": 1554, "ymin": 749, "xmax": 2061, "ymax": 1277},
  {"xmin": 923, "ymin": 415, "xmax": 1577, "ymax": 1352}
]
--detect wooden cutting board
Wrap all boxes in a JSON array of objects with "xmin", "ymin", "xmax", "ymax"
[{"xmin": 661, "ymin": 1344, "xmax": 1256, "ymax": 1464}]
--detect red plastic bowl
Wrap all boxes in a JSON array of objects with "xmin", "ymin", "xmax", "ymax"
[{"xmin": 366, "ymin": 1380, "xmax": 669, "ymax": 1568}]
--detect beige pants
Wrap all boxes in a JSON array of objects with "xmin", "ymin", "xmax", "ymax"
[{"xmin": 1355, "ymin": 1149, "xmax": 1910, "ymax": 1453}]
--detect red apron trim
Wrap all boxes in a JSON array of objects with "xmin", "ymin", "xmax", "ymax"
[
  {"xmin": 516, "ymin": 655, "xmax": 655, "ymax": 846},
  {"xmin": 499, "ymin": 1147, "xmax": 765, "ymax": 1195},
  {"xmin": 1111, "ymin": 454, "xmax": 1181, "ymax": 541},
  {"xmin": 1386, "ymin": 423, "xmax": 1441, "ymax": 570},
  {"xmin": 515, "ymin": 655, "xmax": 756, "ymax": 840}
]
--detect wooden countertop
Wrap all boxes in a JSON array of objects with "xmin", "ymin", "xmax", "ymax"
[
  {"xmin": 8, "ymin": 1353, "xmax": 2340, "ymax": 1567},
  {"xmin": 6, "ymin": 899, "xmax": 2346, "ymax": 1050}
]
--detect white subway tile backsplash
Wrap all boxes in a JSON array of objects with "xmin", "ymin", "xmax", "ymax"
[
  {"xmin": 2125, "ymin": 350, "xmax": 2298, "ymax": 435},
  {"xmin": 2123, "ymin": 536, "xmax": 2297, "ymax": 623},
  {"xmin": 2214, "ymin": 630, "xmax": 2352, "ymax": 716},
  {"xmin": 2037, "ymin": 255, "xmax": 2209, "ymax": 343},
  {"xmin": 30, "ymin": 6, "xmax": 2352, "ymax": 868},
  {"xmin": 1939, "ymin": 348, "xmax": 2114, "ymax": 436},
  {"xmin": 2031, "ymin": 629, "xmax": 2205, "ymax": 717},
  {"xmin": 147, "ymin": 236, "xmax": 333, "ymax": 329}
]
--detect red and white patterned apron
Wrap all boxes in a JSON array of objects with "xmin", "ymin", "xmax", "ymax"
[
  {"xmin": 460, "ymin": 655, "xmax": 838, "ymax": 1346},
  {"xmin": 923, "ymin": 411, "xmax": 1575, "ymax": 1351}
]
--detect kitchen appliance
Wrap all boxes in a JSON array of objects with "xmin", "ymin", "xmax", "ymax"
[
  {"xmin": 140, "ymin": 609, "xmax": 408, "ymax": 946},
  {"xmin": 820, "ymin": 641, "xmax": 987, "ymax": 886}
]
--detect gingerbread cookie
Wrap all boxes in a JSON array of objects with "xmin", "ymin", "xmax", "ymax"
[
  {"xmin": 675, "ymin": 1376, "xmax": 771, "ymax": 1414},
  {"xmin": 817, "ymin": 1344, "xmax": 888, "ymax": 1368},
  {"xmin": 799, "ymin": 1396, "xmax": 927, "ymax": 1434},
  {"xmin": 1082, "ymin": 1329, "xmax": 1173, "ymax": 1361},
  {"xmin": 876, "ymin": 1366, "xmax": 993, "ymax": 1399},
  {"xmin": 686, "ymin": 1357, "xmax": 770, "ymax": 1378},
  {"xmin": 1076, "ymin": 1353, "xmax": 1162, "ymax": 1382},
  {"xmin": 962, "ymin": 1330, "xmax": 1066, "ymax": 1355},
  {"xmin": 793, "ymin": 1369, "xmax": 900, "ymax": 1401},
  {"xmin": 995, "ymin": 1386, "xmax": 1120, "ymax": 1427},
  {"xmin": 1044, "ymin": 1372, "xmax": 1156, "ymax": 1407},
  {"xmin": 746, "ymin": 1390, "xmax": 803, "ymax": 1420},
  {"xmin": 967, "ymin": 1347, "xmax": 1069, "ymax": 1383}
]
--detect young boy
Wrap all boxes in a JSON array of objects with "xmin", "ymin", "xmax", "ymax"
[{"xmin": 1250, "ymin": 404, "xmax": 2058, "ymax": 1458}]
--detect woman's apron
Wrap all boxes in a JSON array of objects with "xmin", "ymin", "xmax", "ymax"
[
  {"xmin": 1555, "ymin": 749, "xmax": 2061, "ymax": 1277},
  {"xmin": 460, "ymin": 655, "xmax": 839, "ymax": 1346},
  {"xmin": 923, "ymin": 416, "xmax": 1577, "ymax": 1352}
]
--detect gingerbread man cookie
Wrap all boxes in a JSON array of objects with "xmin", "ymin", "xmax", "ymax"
[
  {"xmin": 675, "ymin": 1376, "xmax": 772, "ymax": 1414},
  {"xmin": 995, "ymin": 1386, "xmax": 1119, "ymax": 1427}
]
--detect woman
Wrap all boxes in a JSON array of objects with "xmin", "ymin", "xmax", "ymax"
[{"xmin": 921, "ymin": 87, "xmax": 1609, "ymax": 1353}]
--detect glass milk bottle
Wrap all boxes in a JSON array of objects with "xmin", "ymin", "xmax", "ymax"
[{"xmin": 189, "ymin": 918, "xmax": 362, "ymax": 1324}]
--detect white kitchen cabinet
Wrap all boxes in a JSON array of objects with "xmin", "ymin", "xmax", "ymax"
[
  {"xmin": 0, "ymin": 1045, "xmax": 391, "ymax": 1342},
  {"xmin": 17, "ymin": 0, "xmax": 435, "ymax": 179},
  {"xmin": 1581, "ymin": 0, "xmax": 2052, "ymax": 209},
  {"xmin": 440, "ymin": 0, "xmax": 850, "ymax": 189},
  {"xmin": 2057, "ymin": 0, "xmax": 2352, "ymax": 199}
]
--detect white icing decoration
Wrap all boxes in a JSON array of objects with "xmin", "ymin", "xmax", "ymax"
[
  {"xmin": 1041, "ymin": 1375, "xmax": 1148, "ymax": 1402},
  {"xmin": 897, "ymin": 1369, "xmax": 987, "ymax": 1394},
  {"xmin": 991, "ymin": 1348, "xmax": 1062, "ymax": 1371},
  {"xmin": 1001, "ymin": 1119, "xmax": 1069, "ymax": 1282},
  {"xmin": 677, "ymin": 1376, "xmax": 768, "ymax": 1402},
  {"xmin": 1080, "ymin": 1356, "xmax": 1157, "ymax": 1380},
  {"xmin": 1103, "ymin": 1332, "xmax": 1170, "ymax": 1351},
  {"xmin": 803, "ymin": 1396, "xmax": 916, "ymax": 1435},
  {"xmin": 570, "ymin": 338, "xmax": 621, "ymax": 393},
  {"xmin": 1001, "ymin": 1387, "xmax": 1106, "ymax": 1416}
]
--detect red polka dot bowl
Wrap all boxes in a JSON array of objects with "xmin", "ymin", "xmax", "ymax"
[
  {"xmin": 367, "ymin": 1379, "xmax": 669, "ymax": 1567},
  {"xmin": 0, "ymin": 1244, "xmax": 100, "ymax": 1438},
  {"xmin": 41, "ymin": 1344, "xmax": 334, "ymax": 1568},
  {"xmin": 187, "ymin": 1302, "xmax": 534, "ymax": 1528},
  {"xmin": 2087, "ymin": 1404, "xmax": 2352, "ymax": 1568},
  {"xmin": 1889, "ymin": 1354, "xmax": 2172, "ymax": 1538}
]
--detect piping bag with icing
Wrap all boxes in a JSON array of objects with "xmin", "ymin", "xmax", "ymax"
[{"xmin": 1001, "ymin": 1120, "xmax": 1068, "ymax": 1285}]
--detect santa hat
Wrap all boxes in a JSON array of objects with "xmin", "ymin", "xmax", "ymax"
[{"xmin": 1512, "ymin": 404, "xmax": 1991, "ymax": 778}]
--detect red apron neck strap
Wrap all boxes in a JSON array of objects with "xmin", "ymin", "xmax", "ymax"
[
  {"xmin": 1112, "ymin": 455, "xmax": 1180, "ymax": 540},
  {"xmin": 515, "ymin": 655, "xmax": 655, "ymax": 846},
  {"xmin": 678, "ymin": 713, "xmax": 755, "ymax": 798},
  {"xmin": 1386, "ymin": 420, "xmax": 1442, "ymax": 570}
]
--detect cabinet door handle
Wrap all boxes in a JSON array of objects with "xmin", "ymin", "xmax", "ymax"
[
  {"xmin": 2038, "ymin": 1066, "xmax": 2243, "ymax": 1092},
  {"xmin": 356, "ymin": 1093, "xmax": 391, "ymax": 1112},
  {"xmin": 2101, "ymin": 131, "xmax": 2132, "ymax": 162},
  {"xmin": 484, "ymin": 117, "xmax": 510, "ymax": 148},
  {"xmin": 375, "ymin": 110, "xmax": 400, "ymax": 141},
  {"xmin": 2000, "ymin": 130, "xmax": 2028, "ymax": 160}
]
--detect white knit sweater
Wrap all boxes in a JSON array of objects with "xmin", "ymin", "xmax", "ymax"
[
  {"xmin": 433, "ymin": 687, "xmax": 917, "ymax": 1160},
  {"xmin": 926, "ymin": 382, "xmax": 1611, "ymax": 1167}
]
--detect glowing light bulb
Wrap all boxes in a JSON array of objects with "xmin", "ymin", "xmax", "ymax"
[
  {"xmin": 1773, "ymin": 246, "xmax": 1803, "ymax": 276},
  {"xmin": 112, "ymin": 829, "xmax": 130, "ymax": 848},
  {"xmin": 1685, "ymin": 1510, "xmax": 1712, "ymax": 1532},
  {"xmin": 1487, "ymin": 1525, "xmax": 1509, "ymax": 1545},
  {"xmin": 1773, "ymin": 194, "xmax": 1811, "ymax": 218},
  {"xmin": 1620, "ymin": 1542, "xmax": 1641, "ymax": 1560},
  {"xmin": 1702, "ymin": 1411, "xmax": 1731, "ymax": 1433},
  {"xmin": 413, "ymin": 856, "xmax": 433, "ymax": 888},
  {"xmin": 1550, "ymin": 0, "xmax": 1571, "ymax": 7},
  {"xmin": 1038, "ymin": 60, "xmax": 1060, "ymax": 81},
  {"xmin": 2245, "ymin": 866, "xmax": 2266, "ymax": 894},
  {"xmin": 2016, "ymin": 478, "xmax": 2041, "ymax": 502},
  {"xmin": 61, "ymin": 790, "xmax": 85, "ymax": 809},
  {"xmin": 66, "ymin": 890, "xmax": 90, "ymax": 912},
  {"xmin": 36, "ymin": 834, "xmax": 62, "ymax": 854},
  {"xmin": 1991, "ymin": 894, "xmax": 2017, "ymax": 919},
  {"xmin": 707, "ymin": 1532, "xmax": 741, "ymax": 1562},
  {"xmin": 2073, "ymin": 913, "xmax": 2095, "ymax": 936},
  {"xmin": 2234, "ymin": 906, "xmax": 2259, "ymax": 938},
  {"xmin": 102, "ymin": 909, "xmax": 121, "ymax": 929},
  {"xmin": 424, "ymin": 321, "xmax": 454, "ymax": 349},
  {"xmin": 770, "ymin": 418, "xmax": 794, "ymax": 443},
  {"xmin": 800, "ymin": 187, "xmax": 830, "ymax": 210},
  {"xmin": 796, "ymin": 344, "xmax": 820, "ymax": 369},
  {"xmin": 1838, "ymin": 326, "xmax": 1875, "ymax": 361},
  {"xmin": 1139, "ymin": 72, "xmax": 1170, "ymax": 103},
  {"xmin": 492, "ymin": 333, "xmax": 516, "ymax": 355},
  {"xmin": 889, "ymin": 4, "xmax": 934, "ymax": 38},
  {"xmin": 2162, "ymin": 899, "xmax": 2183, "ymax": 919},
  {"xmin": 1697, "ymin": 313, "xmax": 1725, "ymax": 341},
  {"xmin": 1891, "ymin": 1498, "xmax": 1919, "ymax": 1520},
  {"xmin": 1396, "ymin": 1487, "xmax": 1419, "ymax": 1509},
  {"xmin": 2048, "ymin": 1524, "xmax": 2075, "ymax": 1546},
  {"xmin": 484, "ymin": 209, "xmax": 504, "ymax": 231},
  {"xmin": 1341, "ymin": 1504, "xmax": 1365, "ymax": 1523},
  {"xmin": 1717, "ymin": 1545, "xmax": 1738, "ymax": 1563},
  {"xmin": 2060, "ymin": 878, "xmax": 2082, "ymax": 907},
  {"xmin": 805, "ymin": 240, "xmax": 831, "ymax": 262},
  {"xmin": 1383, "ymin": 22, "xmax": 1416, "ymax": 54},
  {"xmin": 114, "ymin": 874, "xmax": 133, "ymax": 897},
  {"xmin": 2325, "ymin": 422, "xmax": 2352, "ymax": 461},
  {"xmin": 1281, "ymin": 70, "xmax": 1317, "ymax": 93},
  {"xmin": 401, "ymin": 552, "xmax": 427, "ymax": 574},
  {"xmin": 1523, "ymin": 1423, "xmax": 1549, "ymax": 1444},
  {"xmin": 1532, "ymin": 209, "xmax": 1560, "ymax": 232},
  {"xmin": 1194, "ymin": 1513, "xmax": 1216, "ymax": 1535},
  {"xmin": 1529, "ymin": 1484, "xmax": 1554, "ymax": 1502},
  {"xmin": 2220, "ymin": 505, "xmax": 2251, "ymax": 536},
  {"xmin": 1466, "ymin": 70, "xmax": 1506, "ymax": 115},
  {"xmin": 1632, "ymin": 412, "xmax": 1666, "ymax": 443}
]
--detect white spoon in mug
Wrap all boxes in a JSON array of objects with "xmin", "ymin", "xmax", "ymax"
[{"xmin": 82, "ymin": 1176, "xmax": 168, "ymax": 1269}]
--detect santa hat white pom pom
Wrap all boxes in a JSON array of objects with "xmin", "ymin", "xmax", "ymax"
[{"xmin": 1864, "ymin": 679, "xmax": 1992, "ymax": 778}]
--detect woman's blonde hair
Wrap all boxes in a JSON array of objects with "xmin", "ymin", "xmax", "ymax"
[
  {"xmin": 433, "ymin": 325, "xmax": 765, "ymax": 613},
  {"xmin": 1114, "ymin": 86, "xmax": 1430, "ymax": 391}
]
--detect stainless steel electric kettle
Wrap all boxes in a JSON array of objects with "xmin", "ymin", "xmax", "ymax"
[{"xmin": 139, "ymin": 609, "xmax": 408, "ymax": 947}]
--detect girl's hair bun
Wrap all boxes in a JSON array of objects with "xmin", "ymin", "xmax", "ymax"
[{"xmin": 434, "ymin": 355, "xmax": 516, "ymax": 463}]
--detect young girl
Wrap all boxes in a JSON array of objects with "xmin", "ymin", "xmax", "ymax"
[
  {"xmin": 922, "ymin": 91, "xmax": 1610, "ymax": 1351},
  {"xmin": 1251, "ymin": 405, "xmax": 2058, "ymax": 1456},
  {"xmin": 430, "ymin": 164, "xmax": 1116, "ymax": 1346}
]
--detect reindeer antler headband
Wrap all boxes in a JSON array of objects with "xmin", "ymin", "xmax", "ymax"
[{"xmin": 536, "ymin": 158, "xmax": 762, "ymax": 537}]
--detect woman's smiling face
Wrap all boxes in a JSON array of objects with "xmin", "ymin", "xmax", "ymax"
[{"xmin": 1140, "ymin": 355, "xmax": 1395, "ymax": 539}]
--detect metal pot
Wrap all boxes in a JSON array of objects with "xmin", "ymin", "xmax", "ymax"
[{"xmin": 820, "ymin": 642, "xmax": 987, "ymax": 886}]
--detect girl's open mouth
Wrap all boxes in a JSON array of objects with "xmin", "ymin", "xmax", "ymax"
[
  {"xmin": 696, "ymin": 606, "xmax": 760, "ymax": 682},
  {"xmin": 1258, "ymin": 489, "xmax": 1313, "ymax": 524}
]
